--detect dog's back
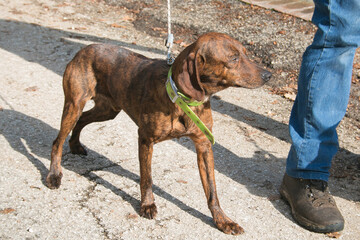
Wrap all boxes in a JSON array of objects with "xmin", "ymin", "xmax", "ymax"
[{"xmin": 63, "ymin": 44, "xmax": 169, "ymax": 124}]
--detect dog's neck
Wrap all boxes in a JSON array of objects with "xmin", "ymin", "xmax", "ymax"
[
  {"xmin": 165, "ymin": 67, "xmax": 214, "ymax": 144},
  {"xmin": 166, "ymin": 67, "xmax": 205, "ymax": 106}
]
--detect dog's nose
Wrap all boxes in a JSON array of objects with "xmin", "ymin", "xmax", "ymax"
[{"xmin": 261, "ymin": 70, "xmax": 272, "ymax": 82}]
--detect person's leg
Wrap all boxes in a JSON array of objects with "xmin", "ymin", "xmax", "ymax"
[
  {"xmin": 286, "ymin": 0, "xmax": 360, "ymax": 181},
  {"xmin": 281, "ymin": 0, "xmax": 360, "ymax": 233}
]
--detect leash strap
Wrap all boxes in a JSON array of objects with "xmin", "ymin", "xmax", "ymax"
[
  {"xmin": 166, "ymin": 67, "xmax": 215, "ymax": 144},
  {"xmin": 166, "ymin": 0, "xmax": 175, "ymax": 65}
]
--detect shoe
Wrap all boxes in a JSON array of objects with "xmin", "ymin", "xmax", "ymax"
[{"xmin": 279, "ymin": 173, "xmax": 344, "ymax": 233}]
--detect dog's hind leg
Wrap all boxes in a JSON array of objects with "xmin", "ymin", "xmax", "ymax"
[
  {"xmin": 69, "ymin": 95, "xmax": 120, "ymax": 155},
  {"xmin": 47, "ymin": 96, "xmax": 88, "ymax": 189}
]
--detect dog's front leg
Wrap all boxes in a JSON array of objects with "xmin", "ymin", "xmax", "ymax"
[
  {"xmin": 138, "ymin": 136, "xmax": 157, "ymax": 219},
  {"xmin": 191, "ymin": 136, "xmax": 244, "ymax": 235}
]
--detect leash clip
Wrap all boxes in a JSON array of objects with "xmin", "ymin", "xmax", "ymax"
[
  {"xmin": 165, "ymin": 33, "xmax": 174, "ymax": 49},
  {"xmin": 166, "ymin": 53, "xmax": 175, "ymax": 65},
  {"xmin": 165, "ymin": 34, "xmax": 175, "ymax": 65}
]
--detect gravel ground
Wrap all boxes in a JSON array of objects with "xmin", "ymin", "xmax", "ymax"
[{"xmin": 0, "ymin": 0, "xmax": 359, "ymax": 239}]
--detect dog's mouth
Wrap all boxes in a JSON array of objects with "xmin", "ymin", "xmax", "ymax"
[
  {"xmin": 219, "ymin": 78, "xmax": 243, "ymax": 88},
  {"xmin": 230, "ymin": 78, "xmax": 269, "ymax": 89}
]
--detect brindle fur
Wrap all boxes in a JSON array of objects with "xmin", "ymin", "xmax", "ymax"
[{"xmin": 47, "ymin": 32, "xmax": 271, "ymax": 235}]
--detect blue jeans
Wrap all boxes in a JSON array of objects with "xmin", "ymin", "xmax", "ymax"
[{"xmin": 286, "ymin": 0, "xmax": 360, "ymax": 181}]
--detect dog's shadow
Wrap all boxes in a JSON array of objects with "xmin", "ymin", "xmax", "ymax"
[{"xmin": 0, "ymin": 109, "xmax": 216, "ymax": 227}]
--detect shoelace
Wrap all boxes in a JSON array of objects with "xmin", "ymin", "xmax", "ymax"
[{"xmin": 304, "ymin": 179, "xmax": 335, "ymax": 207}]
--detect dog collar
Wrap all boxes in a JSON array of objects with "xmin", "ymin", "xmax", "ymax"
[{"xmin": 166, "ymin": 67, "xmax": 215, "ymax": 144}]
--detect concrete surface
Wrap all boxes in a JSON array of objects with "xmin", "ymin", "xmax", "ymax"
[{"xmin": 0, "ymin": 0, "xmax": 359, "ymax": 239}]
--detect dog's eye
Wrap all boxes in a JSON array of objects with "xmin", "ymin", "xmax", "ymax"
[
  {"xmin": 231, "ymin": 56, "xmax": 239, "ymax": 62},
  {"xmin": 228, "ymin": 55, "xmax": 239, "ymax": 64}
]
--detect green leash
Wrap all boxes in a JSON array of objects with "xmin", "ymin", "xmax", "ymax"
[{"xmin": 165, "ymin": 67, "xmax": 215, "ymax": 144}]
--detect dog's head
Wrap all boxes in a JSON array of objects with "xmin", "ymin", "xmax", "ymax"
[{"xmin": 172, "ymin": 32, "xmax": 271, "ymax": 102}]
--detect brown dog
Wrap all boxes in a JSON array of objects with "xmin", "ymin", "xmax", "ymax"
[{"xmin": 47, "ymin": 32, "xmax": 271, "ymax": 235}]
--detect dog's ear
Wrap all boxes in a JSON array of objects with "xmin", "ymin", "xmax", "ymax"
[{"xmin": 176, "ymin": 50, "xmax": 205, "ymax": 102}]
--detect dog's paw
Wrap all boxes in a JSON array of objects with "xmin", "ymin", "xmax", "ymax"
[
  {"xmin": 46, "ymin": 172, "xmax": 63, "ymax": 189},
  {"xmin": 139, "ymin": 203, "xmax": 157, "ymax": 219},
  {"xmin": 69, "ymin": 143, "xmax": 87, "ymax": 155},
  {"xmin": 216, "ymin": 220, "xmax": 244, "ymax": 235}
]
